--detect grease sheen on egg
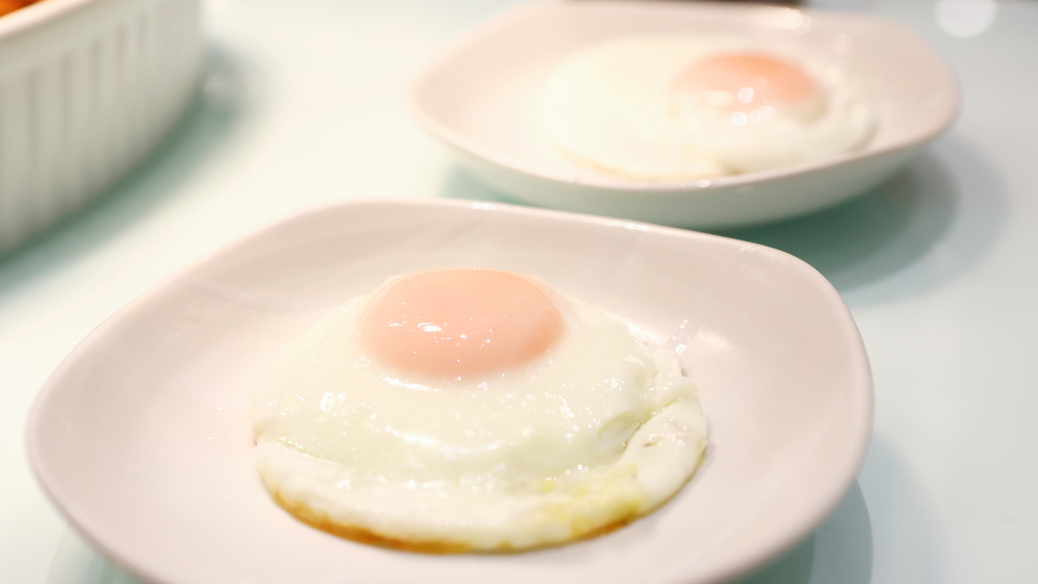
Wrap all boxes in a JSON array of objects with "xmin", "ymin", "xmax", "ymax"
[
  {"xmin": 251, "ymin": 268, "xmax": 708, "ymax": 551},
  {"xmin": 538, "ymin": 35, "xmax": 876, "ymax": 181}
]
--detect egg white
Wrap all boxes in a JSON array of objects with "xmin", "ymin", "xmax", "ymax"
[
  {"xmin": 537, "ymin": 35, "xmax": 876, "ymax": 181},
  {"xmin": 251, "ymin": 282, "xmax": 708, "ymax": 551}
]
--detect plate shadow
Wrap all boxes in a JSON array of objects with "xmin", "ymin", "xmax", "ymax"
[
  {"xmin": 440, "ymin": 135, "xmax": 1005, "ymax": 305},
  {"xmin": 718, "ymin": 136, "xmax": 1005, "ymax": 303},
  {"xmin": 735, "ymin": 481, "xmax": 872, "ymax": 584}
]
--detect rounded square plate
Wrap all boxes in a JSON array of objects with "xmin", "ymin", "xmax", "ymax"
[
  {"xmin": 28, "ymin": 200, "xmax": 872, "ymax": 584},
  {"xmin": 411, "ymin": 1, "xmax": 958, "ymax": 228}
]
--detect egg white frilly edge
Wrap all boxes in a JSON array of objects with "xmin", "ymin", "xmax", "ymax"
[
  {"xmin": 256, "ymin": 398, "xmax": 706, "ymax": 550},
  {"xmin": 252, "ymin": 293, "xmax": 709, "ymax": 552}
]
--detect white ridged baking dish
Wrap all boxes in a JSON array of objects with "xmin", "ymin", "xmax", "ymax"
[{"xmin": 0, "ymin": 0, "xmax": 202, "ymax": 252}]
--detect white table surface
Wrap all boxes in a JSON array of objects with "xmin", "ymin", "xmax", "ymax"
[{"xmin": 1, "ymin": 0, "xmax": 1034, "ymax": 582}]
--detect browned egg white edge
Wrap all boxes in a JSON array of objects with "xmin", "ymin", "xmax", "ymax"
[{"xmin": 263, "ymin": 450, "xmax": 709, "ymax": 555}]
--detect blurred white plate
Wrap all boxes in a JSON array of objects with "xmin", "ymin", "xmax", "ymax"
[
  {"xmin": 410, "ymin": 1, "xmax": 958, "ymax": 228},
  {"xmin": 27, "ymin": 199, "xmax": 872, "ymax": 584}
]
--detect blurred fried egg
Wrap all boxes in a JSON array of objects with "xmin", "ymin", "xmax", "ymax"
[
  {"xmin": 252, "ymin": 268, "xmax": 707, "ymax": 551},
  {"xmin": 538, "ymin": 35, "xmax": 876, "ymax": 181}
]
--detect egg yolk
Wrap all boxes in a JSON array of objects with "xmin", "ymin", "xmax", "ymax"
[
  {"xmin": 360, "ymin": 269, "xmax": 563, "ymax": 378},
  {"xmin": 672, "ymin": 52, "xmax": 817, "ymax": 112}
]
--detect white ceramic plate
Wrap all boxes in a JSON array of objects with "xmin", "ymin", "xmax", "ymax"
[
  {"xmin": 27, "ymin": 200, "xmax": 872, "ymax": 584},
  {"xmin": 410, "ymin": 1, "xmax": 958, "ymax": 228}
]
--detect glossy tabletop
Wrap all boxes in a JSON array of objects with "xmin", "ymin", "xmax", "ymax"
[{"xmin": 1, "ymin": 1, "xmax": 1035, "ymax": 583}]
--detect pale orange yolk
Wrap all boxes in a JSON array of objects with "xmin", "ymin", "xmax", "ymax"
[
  {"xmin": 673, "ymin": 52, "xmax": 817, "ymax": 112},
  {"xmin": 360, "ymin": 269, "xmax": 564, "ymax": 378}
]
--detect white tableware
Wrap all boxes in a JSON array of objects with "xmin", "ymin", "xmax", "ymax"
[
  {"xmin": 27, "ymin": 199, "xmax": 873, "ymax": 584},
  {"xmin": 0, "ymin": 0, "xmax": 202, "ymax": 252},
  {"xmin": 410, "ymin": 1, "xmax": 958, "ymax": 228}
]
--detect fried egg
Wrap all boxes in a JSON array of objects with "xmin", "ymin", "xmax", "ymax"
[
  {"xmin": 251, "ymin": 268, "xmax": 707, "ymax": 551},
  {"xmin": 538, "ymin": 35, "xmax": 876, "ymax": 181}
]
